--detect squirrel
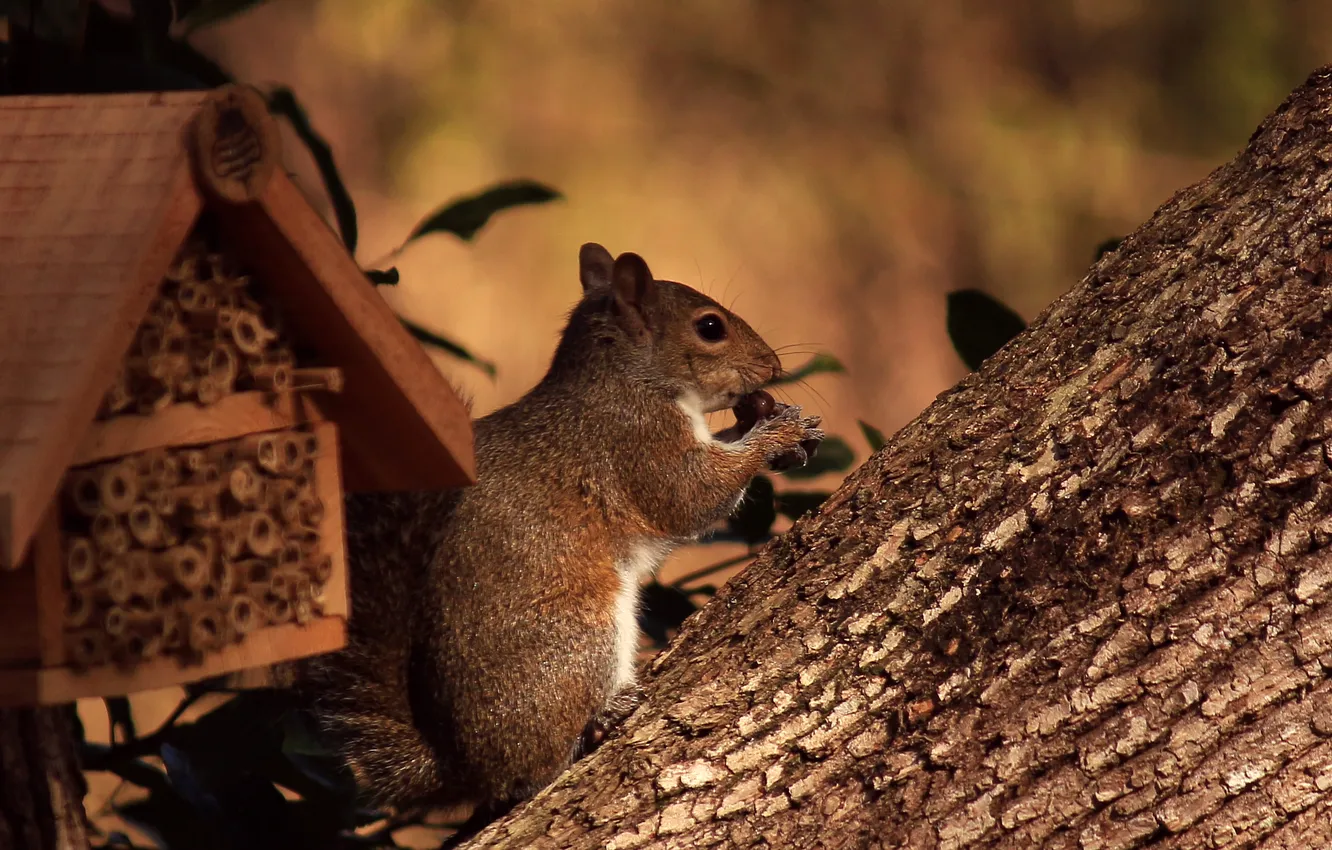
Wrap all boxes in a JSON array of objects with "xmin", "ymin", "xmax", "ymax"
[{"xmin": 296, "ymin": 243, "xmax": 824, "ymax": 826}]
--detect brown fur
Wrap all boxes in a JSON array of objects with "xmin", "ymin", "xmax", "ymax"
[{"xmin": 297, "ymin": 244, "xmax": 822, "ymax": 812}]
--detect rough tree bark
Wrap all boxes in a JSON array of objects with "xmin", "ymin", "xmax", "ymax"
[
  {"xmin": 0, "ymin": 707, "xmax": 90, "ymax": 850},
  {"xmin": 464, "ymin": 66, "xmax": 1332, "ymax": 849}
]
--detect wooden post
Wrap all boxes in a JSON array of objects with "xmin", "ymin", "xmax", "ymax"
[{"xmin": 0, "ymin": 705, "xmax": 89, "ymax": 850}]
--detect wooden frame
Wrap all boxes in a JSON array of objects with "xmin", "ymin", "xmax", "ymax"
[
  {"xmin": 0, "ymin": 420, "xmax": 349, "ymax": 707},
  {"xmin": 0, "ymin": 84, "xmax": 475, "ymax": 709}
]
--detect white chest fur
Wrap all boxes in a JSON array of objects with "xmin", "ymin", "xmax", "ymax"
[{"xmin": 613, "ymin": 541, "xmax": 673, "ymax": 692}]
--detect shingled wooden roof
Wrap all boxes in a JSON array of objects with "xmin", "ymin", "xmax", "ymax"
[{"xmin": 0, "ymin": 88, "xmax": 475, "ymax": 570}]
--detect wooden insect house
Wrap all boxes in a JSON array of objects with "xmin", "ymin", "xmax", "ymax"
[{"xmin": 0, "ymin": 85, "xmax": 476, "ymax": 706}]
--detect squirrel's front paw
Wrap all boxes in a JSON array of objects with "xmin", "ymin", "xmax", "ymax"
[{"xmin": 758, "ymin": 405, "xmax": 825, "ymax": 470}]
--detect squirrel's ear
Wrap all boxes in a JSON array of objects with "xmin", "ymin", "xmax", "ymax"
[
  {"xmin": 610, "ymin": 252, "xmax": 656, "ymax": 316},
  {"xmin": 579, "ymin": 243, "xmax": 615, "ymax": 291}
]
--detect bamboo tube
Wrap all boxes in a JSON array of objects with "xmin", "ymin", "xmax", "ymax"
[
  {"xmin": 230, "ymin": 310, "xmax": 275, "ymax": 356},
  {"xmin": 162, "ymin": 320, "xmax": 189, "ymax": 355},
  {"xmin": 276, "ymin": 433, "xmax": 306, "ymax": 474},
  {"xmin": 208, "ymin": 343, "xmax": 239, "ymax": 385},
  {"xmin": 65, "ymin": 537, "xmax": 97, "ymax": 586},
  {"xmin": 92, "ymin": 511, "xmax": 130, "ymax": 556},
  {"xmin": 205, "ymin": 441, "xmax": 238, "ymax": 467},
  {"xmin": 121, "ymin": 631, "xmax": 164, "ymax": 662},
  {"xmin": 290, "ymin": 367, "xmax": 344, "ymax": 394},
  {"xmin": 212, "ymin": 560, "xmax": 237, "ymax": 599},
  {"xmin": 293, "ymin": 595, "xmax": 315, "ymax": 625},
  {"xmin": 299, "ymin": 497, "xmax": 324, "ymax": 529},
  {"xmin": 228, "ymin": 595, "xmax": 259, "ymax": 638},
  {"xmin": 67, "ymin": 631, "xmax": 107, "ymax": 669},
  {"xmin": 125, "ymin": 551, "xmax": 156, "ymax": 593},
  {"xmin": 307, "ymin": 555, "xmax": 333, "ymax": 586},
  {"xmin": 173, "ymin": 484, "xmax": 221, "ymax": 527},
  {"xmin": 140, "ymin": 450, "xmax": 182, "ymax": 490},
  {"xmin": 67, "ymin": 470, "xmax": 102, "ymax": 517},
  {"xmin": 162, "ymin": 612, "xmax": 185, "ymax": 650},
  {"xmin": 144, "ymin": 581, "xmax": 174, "ymax": 614},
  {"xmin": 192, "ymin": 463, "xmax": 222, "ymax": 488},
  {"xmin": 176, "ymin": 281, "xmax": 216, "ymax": 314},
  {"xmin": 217, "ymin": 307, "xmax": 239, "ymax": 332},
  {"xmin": 269, "ymin": 565, "xmax": 309, "ymax": 601},
  {"xmin": 219, "ymin": 525, "xmax": 246, "ymax": 561},
  {"xmin": 228, "ymin": 461, "xmax": 264, "ymax": 507},
  {"xmin": 162, "ymin": 544, "xmax": 209, "ymax": 591},
  {"xmin": 180, "ymin": 449, "xmax": 207, "ymax": 474},
  {"xmin": 99, "ymin": 560, "xmax": 133, "ymax": 606},
  {"xmin": 278, "ymin": 541, "xmax": 302, "ymax": 568},
  {"xmin": 221, "ymin": 512, "xmax": 280, "ymax": 558},
  {"xmin": 65, "ymin": 589, "xmax": 95, "ymax": 629},
  {"xmin": 147, "ymin": 352, "xmax": 189, "ymax": 383},
  {"xmin": 249, "ymin": 361, "xmax": 292, "ymax": 393},
  {"xmin": 240, "ymin": 560, "xmax": 272, "ymax": 584},
  {"xmin": 139, "ymin": 327, "xmax": 165, "ymax": 357},
  {"xmin": 186, "ymin": 605, "xmax": 225, "ymax": 653},
  {"xmin": 264, "ymin": 595, "xmax": 293, "ymax": 625},
  {"xmin": 104, "ymin": 605, "xmax": 158, "ymax": 639},
  {"xmin": 137, "ymin": 389, "xmax": 173, "ymax": 415},
  {"xmin": 196, "ymin": 375, "xmax": 224, "ymax": 405},
  {"xmin": 127, "ymin": 504, "xmax": 167, "ymax": 548},
  {"xmin": 167, "ymin": 254, "xmax": 196, "ymax": 283},
  {"xmin": 99, "ymin": 461, "xmax": 139, "ymax": 514},
  {"xmin": 287, "ymin": 530, "xmax": 320, "ymax": 560},
  {"xmin": 237, "ymin": 433, "xmax": 282, "ymax": 475},
  {"xmin": 267, "ymin": 480, "xmax": 301, "ymax": 525},
  {"xmin": 152, "ymin": 297, "xmax": 181, "ymax": 326},
  {"xmin": 153, "ymin": 489, "xmax": 178, "ymax": 518}
]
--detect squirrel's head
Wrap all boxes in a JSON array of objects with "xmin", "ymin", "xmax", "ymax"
[{"xmin": 574, "ymin": 242, "xmax": 782, "ymax": 412}]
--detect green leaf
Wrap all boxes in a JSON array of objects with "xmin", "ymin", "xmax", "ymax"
[
  {"xmin": 780, "ymin": 436, "xmax": 855, "ymax": 480},
  {"xmin": 400, "ymin": 317, "xmax": 497, "ymax": 377},
  {"xmin": 858, "ymin": 420, "xmax": 886, "ymax": 452},
  {"xmin": 946, "ymin": 289, "xmax": 1026, "ymax": 371},
  {"xmin": 774, "ymin": 490, "xmax": 829, "ymax": 521},
  {"xmin": 727, "ymin": 475, "xmax": 776, "ymax": 544},
  {"xmin": 176, "ymin": 0, "xmax": 270, "ymax": 36},
  {"xmin": 365, "ymin": 267, "xmax": 399, "ymax": 285},
  {"xmin": 769, "ymin": 352, "xmax": 846, "ymax": 386},
  {"xmin": 1095, "ymin": 236, "xmax": 1124, "ymax": 261},
  {"xmin": 403, "ymin": 180, "xmax": 562, "ymax": 245},
  {"xmin": 267, "ymin": 87, "xmax": 358, "ymax": 254}
]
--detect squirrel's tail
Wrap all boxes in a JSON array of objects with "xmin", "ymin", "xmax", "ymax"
[
  {"xmin": 296, "ymin": 490, "xmax": 461, "ymax": 809},
  {"xmin": 302, "ymin": 661, "xmax": 445, "ymax": 808}
]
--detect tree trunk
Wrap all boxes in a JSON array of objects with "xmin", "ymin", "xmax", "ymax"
[
  {"xmin": 0, "ymin": 707, "xmax": 89, "ymax": 850},
  {"xmin": 463, "ymin": 65, "xmax": 1332, "ymax": 849}
]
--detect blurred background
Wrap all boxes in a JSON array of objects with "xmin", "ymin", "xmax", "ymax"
[
  {"xmin": 15, "ymin": 0, "xmax": 1332, "ymax": 845},
  {"xmin": 188, "ymin": 0, "xmax": 1332, "ymax": 440}
]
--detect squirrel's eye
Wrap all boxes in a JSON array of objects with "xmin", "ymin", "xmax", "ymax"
[{"xmin": 694, "ymin": 314, "xmax": 727, "ymax": 342}]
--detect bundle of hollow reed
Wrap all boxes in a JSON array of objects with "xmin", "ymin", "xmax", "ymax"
[
  {"xmin": 58, "ymin": 427, "xmax": 334, "ymax": 670},
  {"xmin": 98, "ymin": 237, "xmax": 342, "ymax": 418}
]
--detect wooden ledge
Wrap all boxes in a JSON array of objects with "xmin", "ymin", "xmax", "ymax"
[
  {"xmin": 0, "ymin": 616, "xmax": 345, "ymax": 707},
  {"xmin": 75, "ymin": 391, "xmax": 325, "ymax": 467}
]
